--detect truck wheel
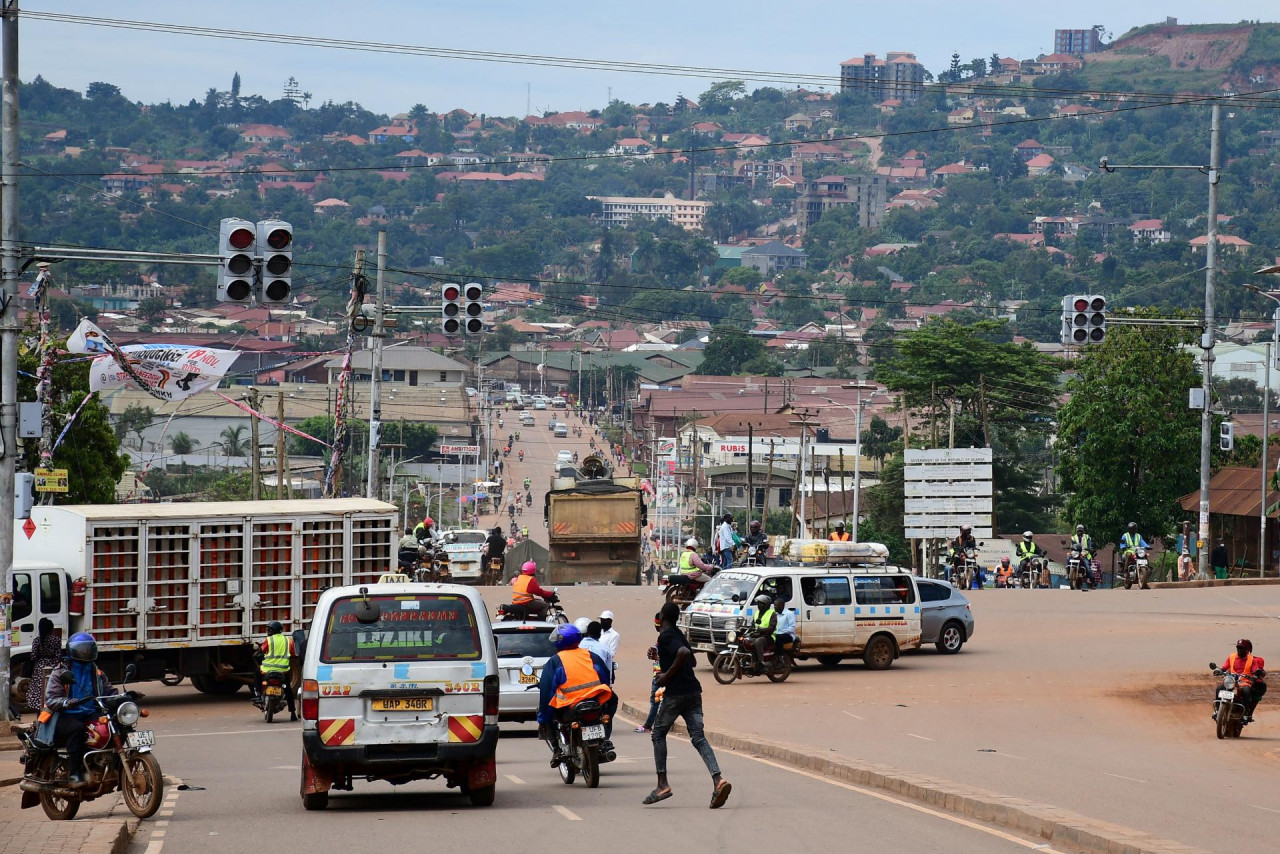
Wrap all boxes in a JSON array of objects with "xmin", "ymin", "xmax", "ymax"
[
  {"xmin": 302, "ymin": 791, "xmax": 329, "ymax": 811},
  {"xmin": 191, "ymin": 674, "xmax": 242, "ymax": 696}
]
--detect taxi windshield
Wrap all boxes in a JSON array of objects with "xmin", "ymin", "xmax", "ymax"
[
  {"xmin": 448, "ymin": 531, "xmax": 488, "ymax": 545},
  {"xmin": 696, "ymin": 572, "xmax": 758, "ymax": 604},
  {"xmin": 320, "ymin": 594, "xmax": 480, "ymax": 662}
]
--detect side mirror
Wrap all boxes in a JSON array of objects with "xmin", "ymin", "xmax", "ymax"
[
  {"xmin": 124, "ymin": 663, "xmax": 138, "ymax": 683},
  {"xmin": 1210, "ymin": 662, "xmax": 1218, "ymax": 670}
]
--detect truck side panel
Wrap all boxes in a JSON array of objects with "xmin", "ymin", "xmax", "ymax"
[
  {"xmin": 143, "ymin": 522, "xmax": 195, "ymax": 644},
  {"xmin": 88, "ymin": 523, "xmax": 143, "ymax": 647},
  {"xmin": 197, "ymin": 522, "xmax": 248, "ymax": 641}
]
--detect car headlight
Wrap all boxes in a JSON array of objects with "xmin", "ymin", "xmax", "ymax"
[
  {"xmin": 1223, "ymin": 674, "xmax": 1237, "ymax": 690},
  {"xmin": 116, "ymin": 701, "xmax": 140, "ymax": 727}
]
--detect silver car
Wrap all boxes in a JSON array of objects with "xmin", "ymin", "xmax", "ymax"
[
  {"xmin": 493, "ymin": 621, "xmax": 559, "ymax": 722},
  {"xmin": 916, "ymin": 578, "xmax": 975, "ymax": 654}
]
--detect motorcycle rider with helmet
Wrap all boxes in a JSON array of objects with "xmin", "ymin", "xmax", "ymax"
[
  {"xmin": 1120, "ymin": 522, "xmax": 1151, "ymax": 587},
  {"xmin": 252, "ymin": 620, "xmax": 297, "ymax": 720},
  {"xmin": 484, "ymin": 525, "xmax": 507, "ymax": 575},
  {"xmin": 678, "ymin": 537, "xmax": 718, "ymax": 584},
  {"xmin": 537, "ymin": 624, "xmax": 617, "ymax": 763},
  {"xmin": 39, "ymin": 632, "xmax": 116, "ymax": 786},
  {"xmin": 828, "ymin": 521, "xmax": 851, "ymax": 542},
  {"xmin": 996, "ymin": 556, "xmax": 1014, "ymax": 588},
  {"xmin": 511, "ymin": 561, "xmax": 556, "ymax": 619},
  {"xmin": 1070, "ymin": 524, "xmax": 1096, "ymax": 589},
  {"xmin": 1219, "ymin": 638, "xmax": 1267, "ymax": 723},
  {"xmin": 745, "ymin": 594, "xmax": 778, "ymax": 671},
  {"xmin": 947, "ymin": 524, "xmax": 978, "ymax": 584},
  {"xmin": 413, "ymin": 516, "xmax": 439, "ymax": 548},
  {"xmin": 1016, "ymin": 531, "xmax": 1045, "ymax": 585},
  {"xmin": 398, "ymin": 525, "xmax": 429, "ymax": 571},
  {"xmin": 743, "ymin": 520, "xmax": 770, "ymax": 562}
]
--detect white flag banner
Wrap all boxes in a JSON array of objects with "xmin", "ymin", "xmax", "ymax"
[{"xmin": 67, "ymin": 319, "xmax": 238, "ymax": 402}]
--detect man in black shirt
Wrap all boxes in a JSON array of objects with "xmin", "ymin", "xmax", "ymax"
[
  {"xmin": 643, "ymin": 602, "xmax": 732, "ymax": 809},
  {"xmin": 484, "ymin": 526, "xmax": 506, "ymax": 577}
]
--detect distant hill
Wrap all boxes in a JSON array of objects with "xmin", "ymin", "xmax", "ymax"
[{"xmin": 1078, "ymin": 21, "xmax": 1280, "ymax": 93}]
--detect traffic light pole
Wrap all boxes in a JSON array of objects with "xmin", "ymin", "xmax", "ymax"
[
  {"xmin": 1100, "ymin": 102, "xmax": 1222, "ymax": 581},
  {"xmin": 366, "ymin": 231, "xmax": 387, "ymax": 500}
]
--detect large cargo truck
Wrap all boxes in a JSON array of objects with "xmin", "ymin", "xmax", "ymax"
[
  {"xmin": 544, "ymin": 455, "xmax": 645, "ymax": 585},
  {"xmin": 7, "ymin": 499, "xmax": 397, "ymax": 696}
]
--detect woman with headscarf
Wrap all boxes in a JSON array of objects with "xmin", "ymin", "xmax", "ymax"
[{"xmin": 25, "ymin": 618, "xmax": 62, "ymax": 711}]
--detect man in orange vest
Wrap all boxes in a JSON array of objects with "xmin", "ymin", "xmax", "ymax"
[
  {"xmin": 829, "ymin": 521, "xmax": 851, "ymax": 542},
  {"xmin": 537, "ymin": 624, "xmax": 617, "ymax": 763},
  {"xmin": 1220, "ymin": 638, "xmax": 1267, "ymax": 722},
  {"xmin": 510, "ymin": 561, "xmax": 557, "ymax": 619}
]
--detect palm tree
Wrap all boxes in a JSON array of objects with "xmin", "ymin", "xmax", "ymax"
[
  {"xmin": 169, "ymin": 432, "xmax": 198, "ymax": 455},
  {"xmin": 218, "ymin": 425, "xmax": 248, "ymax": 457}
]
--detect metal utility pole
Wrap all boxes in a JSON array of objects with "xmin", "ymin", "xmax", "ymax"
[
  {"xmin": 1100, "ymin": 102, "xmax": 1222, "ymax": 580},
  {"xmin": 247, "ymin": 388, "xmax": 262, "ymax": 501},
  {"xmin": 275, "ymin": 391, "xmax": 286, "ymax": 499},
  {"xmin": 0, "ymin": 0, "xmax": 19, "ymax": 722},
  {"xmin": 789, "ymin": 410, "xmax": 818, "ymax": 538},
  {"xmin": 1263, "ymin": 343, "xmax": 1271, "ymax": 578},
  {"xmin": 366, "ymin": 231, "xmax": 387, "ymax": 499}
]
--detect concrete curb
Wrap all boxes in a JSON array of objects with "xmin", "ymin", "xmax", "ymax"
[
  {"xmin": 82, "ymin": 819, "xmax": 135, "ymax": 854},
  {"xmin": 619, "ymin": 701, "xmax": 1213, "ymax": 854},
  {"xmin": 1149, "ymin": 577, "xmax": 1280, "ymax": 589}
]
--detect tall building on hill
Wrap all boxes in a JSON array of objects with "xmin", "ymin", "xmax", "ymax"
[
  {"xmin": 839, "ymin": 52, "xmax": 926, "ymax": 102},
  {"xmin": 1054, "ymin": 27, "xmax": 1103, "ymax": 55}
]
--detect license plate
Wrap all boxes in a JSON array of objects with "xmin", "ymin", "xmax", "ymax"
[
  {"xmin": 582, "ymin": 724, "xmax": 606, "ymax": 740},
  {"xmin": 372, "ymin": 696, "xmax": 434, "ymax": 712},
  {"xmin": 265, "ymin": 685, "xmax": 283, "ymax": 696},
  {"xmin": 518, "ymin": 673, "xmax": 538, "ymax": 685},
  {"xmin": 128, "ymin": 731, "xmax": 155, "ymax": 749},
  {"xmin": 1218, "ymin": 690, "xmax": 1235, "ymax": 701}
]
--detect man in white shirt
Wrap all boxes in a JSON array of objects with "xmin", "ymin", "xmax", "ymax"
[
  {"xmin": 577, "ymin": 619, "xmax": 614, "ymax": 682},
  {"xmin": 599, "ymin": 610, "xmax": 620, "ymax": 659},
  {"xmin": 716, "ymin": 513, "xmax": 737, "ymax": 570},
  {"xmin": 773, "ymin": 595, "xmax": 797, "ymax": 669}
]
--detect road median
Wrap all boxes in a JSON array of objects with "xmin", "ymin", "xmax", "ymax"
[{"xmin": 619, "ymin": 700, "xmax": 1212, "ymax": 854}]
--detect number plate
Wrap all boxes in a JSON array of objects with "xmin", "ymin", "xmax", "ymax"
[
  {"xmin": 518, "ymin": 672, "xmax": 538, "ymax": 685},
  {"xmin": 128, "ymin": 731, "xmax": 155, "ymax": 749},
  {"xmin": 265, "ymin": 685, "xmax": 283, "ymax": 696},
  {"xmin": 372, "ymin": 696, "xmax": 434, "ymax": 712},
  {"xmin": 1218, "ymin": 690, "xmax": 1235, "ymax": 701},
  {"xmin": 581, "ymin": 724, "xmax": 606, "ymax": 740}
]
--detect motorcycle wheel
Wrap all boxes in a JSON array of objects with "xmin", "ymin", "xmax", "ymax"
[
  {"xmin": 1123, "ymin": 573, "xmax": 1133, "ymax": 590},
  {"xmin": 160, "ymin": 673, "xmax": 184, "ymax": 687},
  {"xmin": 712, "ymin": 652, "xmax": 741, "ymax": 685},
  {"xmin": 557, "ymin": 736, "xmax": 576, "ymax": 785},
  {"xmin": 663, "ymin": 585, "xmax": 685, "ymax": 604},
  {"xmin": 265, "ymin": 697, "xmax": 275, "ymax": 724},
  {"xmin": 766, "ymin": 655, "xmax": 792, "ymax": 683},
  {"xmin": 1216, "ymin": 706, "xmax": 1228, "ymax": 739},
  {"xmin": 120, "ymin": 752, "xmax": 164, "ymax": 819},
  {"xmin": 1231, "ymin": 718, "xmax": 1244, "ymax": 739},
  {"xmin": 36, "ymin": 754, "xmax": 80, "ymax": 821},
  {"xmin": 579, "ymin": 744, "xmax": 599, "ymax": 789}
]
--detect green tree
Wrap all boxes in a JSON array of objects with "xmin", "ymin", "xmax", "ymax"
[
  {"xmin": 169, "ymin": 431, "xmax": 198, "ymax": 455},
  {"xmin": 114, "ymin": 404, "xmax": 155, "ymax": 448},
  {"xmin": 138, "ymin": 296, "xmax": 167, "ymax": 323},
  {"xmin": 860, "ymin": 415, "xmax": 903, "ymax": 470},
  {"xmin": 1057, "ymin": 324, "xmax": 1203, "ymax": 546},
  {"xmin": 857, "ymin": 454, "xmax": 910, "ymax": 564},
  {"xmin": 699, "ymin": 325, "xmax": 767, "ymax": 375},
  {"xmin": 218, "ymin": 425, "xmax": 249, "ymax": 457}
]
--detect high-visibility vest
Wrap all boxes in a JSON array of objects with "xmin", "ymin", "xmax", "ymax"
[
  {"xmin": 261, "ymin": 633, "xmax": 291, "ymax": 673},
  {"xmin": 1225, "ymin": 653, "xmax": 1259, "ymax": 677},
  {"xmin": 1017, "ymin": 542, "xmax": 1036, "ymax": 559},
  {"xmin": 755, "ymin": 608, "xmax": 775, "ymax": 638},
  {"xmin": 1121, "ymin": 533, "xmax": 1142, "ymax": 551},
  {"xmin": 512, "ymin": 574, "xmax": 536, "ymax": 605},
  {"xmin": 679, "ymin": 550, "xmax": 698, "ymax": 574},
  {"xmin": 550, "ymin": 648, "xmax": 611, "ymax": 708},
  {"xmin": 829, "ymin": 531, "xmax": 851, "ymax": 541}
]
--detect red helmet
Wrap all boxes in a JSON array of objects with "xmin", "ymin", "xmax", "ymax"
[
  {"xmin": 999, "ymin": 556, "xmax": 1010, "ymax": 567},
  {"xmin": 1236, "ymin": 638, "xmax": 1253, "ymax": 653},
  {"xmin": 422, "ymin": 517, "xmax": 434, "ymax": 528}
]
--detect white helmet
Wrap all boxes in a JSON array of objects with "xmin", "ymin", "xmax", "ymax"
[
  {"xmin": 685, "ymin": 537, "xmax": 699, "ymax": 548},
  {"xmin": 573, "ymin": 617, "xmax": 591, "ymax": 633},
  {"xmin": 1022, "ymin": 531, "xmax": 1034, "ymax": 541}
]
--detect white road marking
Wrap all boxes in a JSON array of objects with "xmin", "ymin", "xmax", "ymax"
[
  {"xmin": 740, "ymin": 754, "xmax": 1069, "ymax": 853},
  {"xmin": 990, "ymin": 752, "xmax": 1028, "ymax": 760},
  {"xmin": 270, "ymin": 765, "xmax": 295, "ymax": 770},
  {"xmin": 159, "ymin": 809, "xmax": 174, "ymax": 817},
  {"xmin": 151, "ymin": 831, "xmax": 166, "ymax": 839},
  {"xmin": 842, "ymin": 711, "xmax": 863, "ymax": 721},
  {"xmin": 907, "ymin": 733, "xmax": 934, "ymax": 741},
  {"xmin": 144, "ymin": 841, "xmax": 164, "ymax": 854},
  {"xmin": 552, "ymin": 804, "xmax": 582, "ymax": 821},
  {"xmin": 1251, "ymin": 804, "xmax": 1280, "ymax": 814},
  {"xmin": 166, "ymin": 728, "xmax": 295, "ymax": 738},
  {"xmin": 504, "ymin": 775, "xmax": 526, "ymax": 784},
  {"xmin": 1102, "ymin": 772, "xmax": 1148, "ymax": 784},
  {"xmin": 154, "ymin": 821, "xmax": 169, "ymax": 828}
]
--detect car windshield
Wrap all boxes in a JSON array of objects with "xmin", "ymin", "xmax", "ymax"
[
  {"xmin": 448, "ymin": 531, "xmax": 487, "ymax": 544},
  {"xmin": 696, "ymin": 571, "xmax": 758, "ymax": 604},
  {"xmin": 320, "ymin": 594, "xmax": 481, "ymax": 662},
  {"xmin": 494, "ymin": 628, "xmax": 557, "ymax": 659}
]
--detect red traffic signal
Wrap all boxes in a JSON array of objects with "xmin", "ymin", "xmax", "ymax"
[
  {"xmin": 1073, "ymin": 298, "xmax": 1089, "ymax": 312},
  {"xmin": 228, "ymin": 226, "xmax": 254, "ymax": 250},
  {"xmin": 443, "ymin": 284, "xmax": 461, "ymax": 301},
  {"xmin": 265, "ymin": 227, "xmax": 292, "ymax": 250}
]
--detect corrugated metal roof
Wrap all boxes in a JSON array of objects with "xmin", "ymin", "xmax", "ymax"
[{"xmin": 1178, "ymin": 466, "xmax": 1280, "ymax": 518}]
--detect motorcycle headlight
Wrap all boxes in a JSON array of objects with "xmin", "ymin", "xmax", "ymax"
[
  {"xmin": 726, "ymin": 631, "xmax": 737, "ymax": 643},
  {"xmin": 116, "ymin": 701, "xmax": 140, "ymax": 727},
  {"xmin": 1223, "ymin": 674, "xmax": 1237, "ymax": 690}
]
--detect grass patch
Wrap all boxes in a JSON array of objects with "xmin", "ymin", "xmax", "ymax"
[{"xmin": 1079, "ymin": 55, "xmax": 1226, "ymax": 93}]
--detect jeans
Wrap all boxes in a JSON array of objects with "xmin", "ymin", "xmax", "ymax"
[
  {"xmin": 717, "ymin": 550, "xmax": 733, "ymax": 570},
  {"xmin": 54, "ymin": 713, "xmax": 90, "ymax": 774},
  {"xmin": 643, "ymin": 678, "xmax": 660, "ymax": 729},
  {"xmin": 651, "ymin": 692, "xmax": 720, "ymax": 777}
]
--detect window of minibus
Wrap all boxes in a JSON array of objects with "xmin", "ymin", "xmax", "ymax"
[{"xmin": 321, "ymin": 594, "xmax": 481, "ymax": 662}]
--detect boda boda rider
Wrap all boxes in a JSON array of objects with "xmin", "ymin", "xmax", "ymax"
[
  {"xmin": 746, "ymin": 594, "xmax": 778, "ymax": 671},
  {"xmin": 1220, "ymin": 638, "xmax": 1267, "ymax": 723},
  {"xmin": 679, "ymin": 537, "xmax": 717, "ymax": 583},
  {"xmin": 39, "ymin": 632, "xmax": 116, "ymax": 786},
  {"xmin": 511, "ymin": 561, "xmax": 556, "ymax": 619},
  {"xmin": 252, "ymin": 620, "xmax": 297, "ymax": 721},
  {"xmin": 537, "ymin": 624, "xmax": 617, "ymax": 763},
  {"xmin": 829, "ymin": 521, "xmax": 851, "ymax": 542}
]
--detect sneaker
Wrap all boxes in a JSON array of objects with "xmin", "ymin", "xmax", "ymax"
[
  {"xmin": 633, "ymin": 726, "xmax": 649, "ymax": 733},
  {"xmin": 68, "ymin": 771, "xmax": 85, "ymax": 787}
]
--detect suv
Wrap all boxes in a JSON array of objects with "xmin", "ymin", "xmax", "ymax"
[
  {"xmin": 556, "ymin": 450, "xmax": 574, "ymax": 467},
  {"xmin": 493, "ymin": 621, "xmax": 559, "ymax": 722},
  {"xmin": 299, "ymin": 581, "xmax": 500, "ymax": 810}
]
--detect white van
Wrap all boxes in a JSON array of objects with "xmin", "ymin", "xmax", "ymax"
[
  {"xmin": 679, "ymin": 543, "xmax": 921, "ymax": 670},
  {"xmin": 299, "ymin": 580, "xmax": 499, "ymax": 810}
]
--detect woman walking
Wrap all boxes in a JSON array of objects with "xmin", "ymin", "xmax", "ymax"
[{"xmin": 25, "ymin": 618, "xmax": 62, "ymax": 710}]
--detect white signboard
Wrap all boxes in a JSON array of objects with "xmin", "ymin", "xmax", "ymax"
[
  {"xmin": 907, "ymin": 527, "xmax": 993, "ymax": 539},
  {"xmin": 903, "ymin": 464, "xmax": 992, "ymax": 481},
  {"xmin": 905, "ymin": 497, "xmax": 993, "ymax": 514},
  {"xmin": 904, "ymin": 481, "xmax": 993, "ymax": 497},
  {"xmin": 904, "ymin": 514, "xmax": 992, "ymax": 528},
  {"xmin": 440, "ymin": 444, "xmax": 479, "ymax": 455},
  {"xmin": 809, "ymin": 442, "xmax": 861, "ymax": 457},
  {"xmin": 905, "ymin": 448, "xmax": 993, "ymax": 464}
]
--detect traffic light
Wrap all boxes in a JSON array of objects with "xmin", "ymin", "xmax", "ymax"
[
  {"xmin": 1061, "ymin": 294, "xmax": 1107, "ymax": 345},
  {"xmin": 256, "ymin": 219, "xmax": 292, "ymax": 305},
  {"xmin": 1085, "ymin": 294, "xmax": 1107, "ymax": 343},
  {"xmin": 442, "ymin": 283, "xmax": 462, "ymax": 335},
  {"xmin": 1220, "ymin": 421, "xmax": 1235, "ymax": 452},
  {"xmin": 463, "ymin": 281, "xmax": 484, "ymax": 334},
  {"xmin": 218, "ymin": 217, "xmax": 256, "ymax": 303}
]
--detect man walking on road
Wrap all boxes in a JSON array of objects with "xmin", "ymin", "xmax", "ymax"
[{"xmin": 644, "ymin": 602, "xmax": 732, "ymax": 809}]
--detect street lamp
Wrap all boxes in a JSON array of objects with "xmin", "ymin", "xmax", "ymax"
[
  {"xmin": 388, "ymin": 454, "xmax": 420, "ymax": 528},
  {"xmin": 1249, "ymin": 272, "xmax": 1280, "ymax": 577}
]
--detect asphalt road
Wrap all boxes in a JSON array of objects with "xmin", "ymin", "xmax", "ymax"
[{"xmin": 125, "ymin": 689, "xmax": 1049, "ymax": 854}]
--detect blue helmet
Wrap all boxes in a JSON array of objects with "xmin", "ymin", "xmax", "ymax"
[
  {"xmin": 550, "ymin": 624, "xmax": 582, "ymax": 651},
  {"xmin": 67, "ymin": 631, "xmax": 98, "ymax": 662}
]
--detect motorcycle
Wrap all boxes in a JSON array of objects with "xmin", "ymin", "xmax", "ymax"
[
  {"xmin": 254, "ymin": 671, "xmax": 290, "ymax": 723},
  {"xmin": 1016, "ymin": 554, "xmax": 1045, "ymax": 589},
  {"xmin": 1066, "ymin": 545, "xmax": 1090, "ymax": 591},
  {"xmin": 712, "ymin": 617, "xmax": 795, "ymax": 684},
  {"xmin": 738, "ymin": 542, "xmax": 768, "ymax": 567},
  {"xmin": 496, "ymin": 592, "xmax": 568, "ymax": 624},
  {"xmin": 1122, "ymin": 548, "xmax": 1150, "ymax": 590},
  {"xmin": 1210, "ymin": 662, "xmax": 1262, "ymax": 739},
  {"xmin": 952, "ymin": 547, "xmax": 980, "ymax": 589},
  {"xmin": 525, "ymin": 492, "xmax": 533, "ymax": 507},
  {"xmin": 16, "ymin": 664, "xmax": 163, "ymax": 821},
  {"xmin": 518, "ymin": 451, "xmax": 524, "ymax": 462},
  {"xmin": 661, "ymin": 567, "xmax": 717, "ymax": 604},
  {"xmin": 547, "ymin": 698, "xmax": 613, "ymax": 788},
  {"xmin": 481, "ymin": 554, "xmax": 504, "ymax": 586}
]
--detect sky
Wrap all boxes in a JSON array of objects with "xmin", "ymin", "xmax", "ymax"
[{"xmin": 20, "ymin": 2, "xmax": 1276, "ymax": 117}]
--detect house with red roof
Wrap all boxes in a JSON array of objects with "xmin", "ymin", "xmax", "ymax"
[
  {"xmin": 238, "ymin": 124, "xmax": 291, "ymax": 144},
  {"xmin": 1129, "ymin": 219, "xmax": 1171, "ymax": 243},
  {"xmin": 1025, "ymin": 153, "xmax": 1056, "ymax": 176},
  {"xmin": 524, "ymin": 111, "xmax": 603, "ymax": 132},
  {"xmin": 1190, "ymin": 234, "xmax": 1253, "ymax": 252},
  {"xmin": 608, "ymin": 137, "xmax": 654, "ymax": 156},
  {"xmin": 1014, "ymin": 139, "xmax": 1045, "ymax": 160}
]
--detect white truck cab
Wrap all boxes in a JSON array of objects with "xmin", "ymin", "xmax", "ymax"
[
  {"xmin": 299, "ymin": 581, "xmax": 499, "ymax": 810},
  {"xmin": 679, "ymin": 541, "xmax": 921, "ymax": 670}
]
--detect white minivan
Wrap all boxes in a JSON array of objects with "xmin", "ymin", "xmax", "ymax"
[
  {"xmin": 679, "ymin": 543, "xmax": 922, "ymax": 670},
  {"xmin": 299, "ymin": 581, "xmax": 499, "ymax": 810}
]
